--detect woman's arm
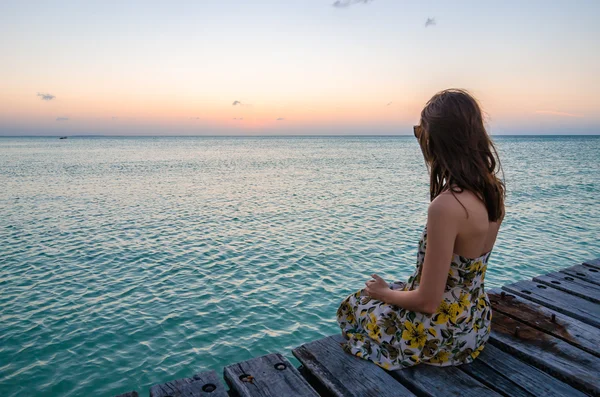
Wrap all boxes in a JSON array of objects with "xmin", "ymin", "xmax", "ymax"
[{"xmin": 365, "ymin": 196, "xmax": 460, "ymax": 314}]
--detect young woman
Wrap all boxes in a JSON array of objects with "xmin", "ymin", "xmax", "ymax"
[{"xmin": 337, "ymin": 89, "xmax": 505, "ymax": 370}]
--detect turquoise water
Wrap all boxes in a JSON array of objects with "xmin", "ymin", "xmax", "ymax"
[{"xmin": 1, "ymin": 135, "xmax": 598, "ymax": 396}]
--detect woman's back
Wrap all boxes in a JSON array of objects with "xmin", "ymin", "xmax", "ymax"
[{"xmin": 433, "ymin": 189, "xmax": 503, "ymax": 259}]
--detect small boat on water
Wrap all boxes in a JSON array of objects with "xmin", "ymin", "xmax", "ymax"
[{"xmin": 59, "ymin": 136, "xmax": 68, "ymax": 139}]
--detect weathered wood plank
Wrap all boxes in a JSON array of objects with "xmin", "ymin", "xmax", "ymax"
[
  {"xmin": 390, "ymin": 364, "xmax": 502, "ymax": 397},
  {"xmin": 292, "ymin": 334, "xmax": 414, "ymax": 397},
  {"xmin": 488, "ymin": 289, "xmax": 600, "ymax": 357},
  {"xmin": 583, "ymin": 258, "xmax": 600, "ymax": 269},
  {"xmin": 489, "ymin": 311, "xmax": 600, "ymax": 395},
  {"xmin": 560, "ymin": 264, "xmax": 600, "ymax": 286},
  {"xmin": 224, "ymin": 353, "xmax": 319, "ymax": 397},
  {"xmin": 150, "ymin": 370, "xmax": 228, "ymax": 397},
  {"xmin": 533, "ymin": 271, "xmax": 600, "ymax": 303},
  {"xmin": 502, "ymin": 280, "xmax": 600, "ymax": 328},
  {"xmin": 460, "ymin": 344, "xmax": 587, "ymax": 397}
]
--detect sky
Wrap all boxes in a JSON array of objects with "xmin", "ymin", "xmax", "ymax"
[{"xmin": 0, "ymin": 0, "xmax": 599, "ymax": 136}]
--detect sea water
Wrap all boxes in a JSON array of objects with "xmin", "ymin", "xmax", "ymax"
[{"xmin": 1, "ymin": 135, "xmax": 598, "ymax": 396}]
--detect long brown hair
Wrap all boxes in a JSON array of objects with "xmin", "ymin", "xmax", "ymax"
[{"xmin": 417, "ymin": 89, "xmax": 505, "ymax": 222}]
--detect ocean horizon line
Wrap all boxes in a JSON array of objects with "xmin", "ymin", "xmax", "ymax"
[{"xmin": 1, "ymin": 133, "xmax": 599, "ymax": 138}]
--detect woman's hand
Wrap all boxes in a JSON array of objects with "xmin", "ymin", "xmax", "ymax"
[{"xmin": 365, "ymin": 274, "xmax": 391, "ymax": 302}]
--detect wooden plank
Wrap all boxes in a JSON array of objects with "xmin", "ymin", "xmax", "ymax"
[
  {"xmin": 533, "ymin": 271, "xmax": 600, "ymax": 303},
  {"xmin": 223, "ymin": 353, "xmax": 319, "ymax": 397},
  {"xmin": 489, "ymin": 310, "xmax": 600, "ymax": 395},
  {"xmin": 460, "ymin": 344, "xmax": 587, "ymax": 397},
  {"xmin": 390, "ymin": 364, "xmax": 503, "ymax": 397},
  {"xmin": 150, "ymin": 370, "xmax": 228, "ymax": 397},
  {"xmin": 502, "ymin": 280, "xmax": 600, "ymax": 328},
  {"xmin": 583, "ymin": 257, "xmax": 600, "ymax": 269},
  {"xmin": 560, "ymin": 264, "xmax": 600, "ymax": 286},
  {"xmin": 292, "ymin": 334, "xmax": 414, "ymax": 397},
  {"xmin": 488, "ymin": 289, "xmax": 600, "ymax": 357}
]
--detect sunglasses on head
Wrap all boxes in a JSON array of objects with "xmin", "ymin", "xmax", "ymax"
[{"xmin": 413, "ymin": 125, "xmax": 421, "ymax": 138}]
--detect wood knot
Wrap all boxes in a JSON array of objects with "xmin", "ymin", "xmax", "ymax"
[
  {"xmin": 202, "ymin": 384, "xmax": 217, "ymax": 392},
  {"xmin": 239, "ymin": 374, "xmax": 255, "ymax": 384},
  {"xmin": 274, "ymin": 363, "xmax": 287, "ymax": 371}
]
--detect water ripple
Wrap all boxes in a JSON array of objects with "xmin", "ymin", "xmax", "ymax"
[{"xmin": 0, "ymin": 136, "xmax": 599, "ymax": 396}]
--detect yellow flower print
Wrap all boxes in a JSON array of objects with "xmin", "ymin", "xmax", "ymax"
[
  {"xmin": 469, "ymin": 260, "xmax": 483, "ymax": 274},
  {"xmin": 346, "ymin": 312, "xmax": 355, "ymax": 324},
  {"xmin": 433, "ymin": 301, "xmax": 460, "ymax": 324},
  {"xmin": 455, "ymin": 348, "xmax": 474, "ymax": 363},
  {"xmin": 429, "ymin": 349, "xmax": 450, "ymax": 364},
  {"xmin": 361, "ymin": 296, "xmax": 373, "ymax": 305},
  {"xmin": 449, "ymin": 303, "xmax": 461, "ymax": 321},
  {"xmin": 470, "ymin": 345, "xmax": 485, "ymax": 360},
  {"xmin": 337, "ymin": 302, "xmax": 348, "ymax": 316},
  {"xmin": 422, "ymin": 338, "xmax": 440, "ymax": 357},
  {"xmin": 375, "ymin": 361, "xmax": 391, "ymax": 370},
  {"xmin": 477, "ymin": 296, "xmax": 487, "ymax": 310},
  {"xmin": 336, "ymin": 236, "xmax": 493, "ymax": 370},
  {"xmin": 382, "ymin": 343, "xmax": 400, "ymax": 361},
  {"xmin": 401, "ymin": 320, "xmax": 427, "ymax": 349},
  {"xmin": 410, "ymin": 355, "xmax": 420, "ymax": 363},
  {"xmin": 347, "ymin": 332, "xmax": 365, "ymax": 342},
  {"xmin": 457, "ymin": 292, "xmax": 470, "ymax": 310},
  {"xmin": 365, "ymin": 313, "xmax": 382, "ymax": 342},
  {"xmin": 381, "ymin": 317, "xmax": 398, "ymax": 335}
]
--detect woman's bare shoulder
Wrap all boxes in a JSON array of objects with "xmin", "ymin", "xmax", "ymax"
[
  {"xmin": 428, "ymin": 192, "xmax": 465, "ymax": 220},
  {"xmin": 430, "ymin": 190, "xmax": 488, "ymax": 221}
]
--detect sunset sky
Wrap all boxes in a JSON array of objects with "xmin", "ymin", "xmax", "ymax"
[{"xmin": 1, "ymin": 0, "xmax": 598, "ymax": 135}]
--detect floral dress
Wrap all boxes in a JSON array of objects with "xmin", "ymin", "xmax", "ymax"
[{"xmin": 336, "ymin": 226, "xmax": 492, "ymax": 370}]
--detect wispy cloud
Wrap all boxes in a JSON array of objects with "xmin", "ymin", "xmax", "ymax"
[
  {"xmin": 112, "ymin": 116, "xmax": 119, "ymax": 120},
  {"xmin": 425, "ymin": 18, "xmax": 436, "ymax": 27},
  {"xmin": 535, "ymin": 110, "xmax": 584, "ymax": 118},
  {"xmin": 232, "ymin": 100, "xmax": 252, "ymax": 107},
  {"xmin": 386, "ymin": 101, "xmax": 392, "ymax": 106},
  {"xmin": 332, "ymin": 0, "xmax": 373, "ymax": 8},
  {"xmin": 37, "ymin": 92, "xmax": 55, "ymax": 101},
  {"xmin": 276, "ymin": 117, "xmax": 285, "ymax": 121},
  {"xmin": 189, "ymin": 117, "xmax": 199, "ymax": 120},
  {"xmin": 232, "ymin": 117, "xmax": 244, "ymax": 120},
  {"xmin": 56, "ymin": 117, "xmax": 69, "ymax": 121}
]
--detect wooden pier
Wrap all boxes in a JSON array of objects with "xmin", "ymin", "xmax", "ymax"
[{"xmin": 115, "ymin": 257, "xmax": 600, "ymax": 397}]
